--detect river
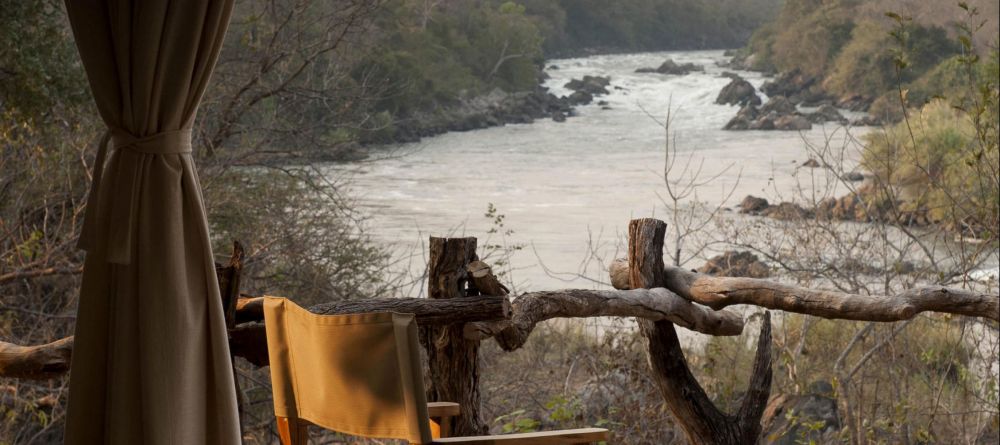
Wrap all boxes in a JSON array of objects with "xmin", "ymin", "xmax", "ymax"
[{"xmin": 327, "ymin": 50, "xmax": 995, "ymax": 296}]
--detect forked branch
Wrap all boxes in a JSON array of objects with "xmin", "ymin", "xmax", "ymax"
[{"xmin": 628, "ymin": 218, "xmax": 772, "ymax": 444}]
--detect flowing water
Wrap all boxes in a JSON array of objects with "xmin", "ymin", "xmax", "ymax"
[
  {"xmin": 330, "ymin": 50, "xmax": 879, "ymax": 293},
  {"xmin": 321, "ymin": 48, "xmax": 999, "ymax": 394}
]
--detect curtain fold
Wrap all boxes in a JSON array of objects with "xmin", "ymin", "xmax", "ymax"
[{"xmin": 63, "ymin": 1, "xmax": 240, "ymax": 443}]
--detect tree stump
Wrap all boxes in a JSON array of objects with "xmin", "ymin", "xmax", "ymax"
[
  {"xmin": 627, "ymin": 218, "xmax": 773, "ymax": 444},
  {"xmin": 421, "ymin": 237, "xmax": 489, "ymax": 435}
]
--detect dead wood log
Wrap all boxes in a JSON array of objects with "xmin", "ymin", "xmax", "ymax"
[
  {"xmin": 233, "ymin": 295, "xmax": 512, "ymax": 326},
  {"xmin": 0, "ymin": 337, "xmax": 73, "ymax": 380},
  {"xmin": 420, "ymin": 237, "xmax": 490, "ymax": 436},
  {"xmin": 464, "ymin": 288, "xmax": 744, "ymax": 350},
  {"xmin": 230, "ymin": 294, "xmax": 513, "ymax": 367},
  {"xmin": 610, "ymin": 258, "xmax": 1000, "ymax": 322},
  {"xmin": 629, "ymin": 218, "xmax": 772, "ymax": 444},
  {"xmin": 1, "ymin": 296, "xmax": 511, "ymax": 378},
  {"xmin": 466, "ymin": 261, "xmax": 509, "ymax": 296}
]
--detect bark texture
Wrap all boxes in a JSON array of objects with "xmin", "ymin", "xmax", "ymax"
[
  {"xmin": 420, "ymin": 237, "xmax": 490, "ymax": 436},
  {"xmin": 2, "ymin": 296, "xmax": 511, "ymax": 377},
  {"xmin": 628, "ymin": 218, "xmax": 772, "ymax": 444},
  {"xmin": 466, "ymin": 261, "xmax": 509, "ymax": 297},
  {"xmin": 610, "ymin": 258, "xmax": 999, "ymax": 322},
  {"xmin": 0, "ymin": 337, "xmax": 73, "ymax": 380},
  {"xmin": 465, "ymin": 288, "xmax": 744, "ymax": 350}
]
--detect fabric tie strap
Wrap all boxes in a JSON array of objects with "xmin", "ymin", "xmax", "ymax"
[{"xmin": 78, "ymin": 128, "xmax": 194, "ymax": 264}]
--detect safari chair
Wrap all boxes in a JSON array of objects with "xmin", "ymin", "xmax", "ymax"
[{"xmin": 263, "ymin": 297, "xmax": 608, "ymax": 444}]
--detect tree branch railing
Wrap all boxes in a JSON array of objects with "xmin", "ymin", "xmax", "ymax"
[
  {"xmin": 608, "ymin": 258, "xmax": 1000, "ymax": 322},
  {"xmin": 2, "ymin": 219, "xmax": 997, "ymax": 442}
]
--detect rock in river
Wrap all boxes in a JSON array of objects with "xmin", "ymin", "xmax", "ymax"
[
  {"xmin": 698, "ymin": 251, "xmax": 770, "ymax": 278},
  {"xmin": 564, "ymin": 75, "xmax": 611, "ymax": 96},
  {"xmin": 716, "ymin": 75, "xmax": 761, "ymax": 107},
  {"xmin": 773, "ymin": 114, "xmax": 812, "ymax": 131},
  {"xmin": 635, "ymin": 59, "xmax": 704, "ymax": 75}
]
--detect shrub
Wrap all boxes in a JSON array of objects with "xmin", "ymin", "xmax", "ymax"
[{"xmin": 862, "ymin": 99, "xmax": 997, "ymax": 233}]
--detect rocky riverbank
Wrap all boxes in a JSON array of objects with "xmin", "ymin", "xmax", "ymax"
[
  {"xmin": 715, "ymin": 73, "xmax": 877, "ymax": 131},
  {"xmin": 719, "ymin": 53, "xmax": 885, "ymax": 129},
  {"xmin": 383, "ymin": 73, "xmax": 616, "ymax": 145},
  {"xmin": 737, "ymin": 180, "xmax": 934, "ymax": 227}
]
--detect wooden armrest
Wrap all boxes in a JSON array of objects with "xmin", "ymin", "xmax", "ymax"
[
  {"xmin": 428, "ymin": 401, "xmax": 461, "ymax": 418},
  {"xmin": 432, "ymin": 427, "xmax": 608, "ymax": 444}
]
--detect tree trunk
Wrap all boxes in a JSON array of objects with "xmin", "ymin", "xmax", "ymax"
[
  {"xmin": 420, "ymin": 237, "xmax": 490, "ymax": 435},
  {"xmin": 628, "ymin": 218, "xmax": 772, "ymax": 444}
]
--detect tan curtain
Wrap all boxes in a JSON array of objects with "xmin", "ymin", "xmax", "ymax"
[{"xmin": 62, "ymin": 1, "xmax": 240, "ymax": 443}]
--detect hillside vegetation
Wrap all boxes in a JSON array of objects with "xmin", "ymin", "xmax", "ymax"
[
  {"xmin": 355, "ymin": 0, "xmax": 782, "ymax": 141},
  {"xmin": 740, "ymin": 0, "xmax": 999, "ymax": 116}
]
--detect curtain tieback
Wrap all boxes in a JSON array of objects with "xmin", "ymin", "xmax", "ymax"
[{"xmin": 78, "ymin": 128, "xmax": 194, "ymax": 264}]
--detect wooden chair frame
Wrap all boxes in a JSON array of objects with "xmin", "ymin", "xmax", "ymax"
[
  {"xmin": 265, "ymin": 298, "xmax": 607, "ymax": 444},
  {"xmin": 276, "ymin": 401, "xmax": 607, "ymax": 444}
]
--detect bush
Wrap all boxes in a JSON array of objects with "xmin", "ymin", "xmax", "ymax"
[{"xmin": 862, "ymin": 99, "xmax": 998, "ymax": 233}]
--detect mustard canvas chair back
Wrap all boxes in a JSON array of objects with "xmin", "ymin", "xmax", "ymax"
[{"xmin": 263, "ymin": 297, "xmax": 433, "ymax": 444}]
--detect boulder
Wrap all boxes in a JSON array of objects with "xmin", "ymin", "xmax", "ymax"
[
  {"xmin": 552, "ymin": 111, "xmax": 567, "ymax": 122},
  {"xmin": 739, "ymin": 195, "xmax": 770, "ymax": 214},
  {"xmin": 723, "ymin": 105, "xmax": 760, "ymax": 130},
  {"xmin": 762, "ymin": 381, "xmax": 840, "ymax": 445},
  {"xmin": 761, "ymin": 202, "xmax": 812, "ymax": 220},
  {"xmin": 716, "ymin": 76, "xmax": 761, "ymax": 106},
  {"xmin": 773, "ymin": 114, "xmax": 812, "ymax": 131},
  {"xmin": 567, "ymin": 90, "xmax": 593, "ymax": 105},
  {"xmin": 698, "ymin": 251, "xmax": 770, "ymax": 278},
  {"xmin": 806, "ymin": 104, "xmax": 848, "ymax": 124},
  {"xmin": 724, "ymin": 115, "xmax": 751, "ymax": 130},
  {"xmin": 748, "ymin": 114, "xmax": 776, "ymax": 130},
  {"xmin": 760, "ymin": 96, "xmax": 796, "ymax": 115},
  {"xmin": 636, "ymin": 59, "xmax": 704, "ymax": 75},
  {"xmin": 801, "ymin": 159, "xmax": 820, "ymax": 168},
  {"xmin": 760, "ymin": 69, "xmax": 822, "ymax": 104},
  {"xmin": 564, "ymin": 75, "xmax": 610, "ymax": 96},
  {"xmin": 735, "ymin": 104, "xmax": 760, "ymax": 121}
]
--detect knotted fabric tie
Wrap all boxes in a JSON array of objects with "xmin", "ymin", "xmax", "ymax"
[{"xmin": 78, "ymin": 128, "xmax": 193, "ymax": 264}]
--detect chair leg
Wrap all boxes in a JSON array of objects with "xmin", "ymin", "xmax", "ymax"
[
  {"xmin": 276, "ymin": 416, "xmax": 308, "ymax": 445},
  {"xmin": 429, "ymin": 415, "xmax": 453, "ymax": 438}
]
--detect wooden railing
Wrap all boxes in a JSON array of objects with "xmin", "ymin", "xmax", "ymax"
[{"xmin": 2, "ymin": 218, "xmax": 997, "ymax": 443}]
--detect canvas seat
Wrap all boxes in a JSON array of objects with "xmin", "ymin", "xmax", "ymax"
[{"xmin": 263, "ymin": 297, "xmax": 608, "ymax": 444}]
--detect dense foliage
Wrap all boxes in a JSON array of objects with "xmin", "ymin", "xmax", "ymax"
[
  {"xmin": 742, "ymin": 0, "xmax": 998, "ymax": 110},
  {"xmin": 356, "ymin": 0, "xmax": 782, "ymax": 125},
  {"xmin": 862, "ymin": 46, "xmax": 999, "ymax": 238}
]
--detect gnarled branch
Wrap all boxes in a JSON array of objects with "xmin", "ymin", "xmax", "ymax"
[
  {"xmin": 1, "ymin": 295, "xmax": 512, "ymax": 378},
  {"xmin": 628, "ymin": 218, "xmax": 772, "ymax": 444},
  {"xmin": 464, "ymin": 288, "xmax": 744, "ymax": 351},
  {"xmin": 610, "ymin": 258, "xmax": 1000, "ymax": 322}
]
